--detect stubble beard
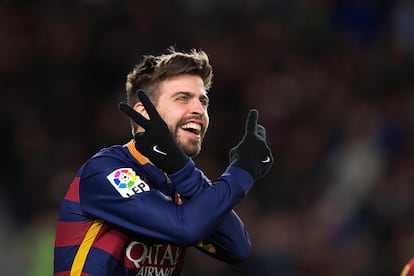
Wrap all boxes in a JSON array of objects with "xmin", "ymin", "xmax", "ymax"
[
  {"xmin": 173, "ymin": 128, "xmax": 204, "ymax": 158},
  {"xmin": 178, "ymin": 138, "xmax": 202, "ymax": 157}
]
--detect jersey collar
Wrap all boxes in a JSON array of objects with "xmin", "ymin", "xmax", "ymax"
[{"xmin": 126, "ymin": 140, "xmax": 149, "ymax": 165}]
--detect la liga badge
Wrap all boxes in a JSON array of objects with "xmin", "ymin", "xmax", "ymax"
[{"xmin": 107, "ymin": 168, "xmax": 150, "ymax": 198}]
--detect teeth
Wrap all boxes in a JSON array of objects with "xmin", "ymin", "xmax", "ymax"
[{"xmin": 182, "ymin": 123, "xmax": 201, "ymax": 132}]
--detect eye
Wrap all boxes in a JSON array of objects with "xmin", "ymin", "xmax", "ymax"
[
  {"xmin": 200, "ymin": 98, "xmax": 209, "ymax": 108},
  {"xmin": 200, "ymin": 95, "xmax": 209, "ymax": 108},
  {"xmin": 176, "ymin": 94, "xmax": 189, "ymax": 102}
]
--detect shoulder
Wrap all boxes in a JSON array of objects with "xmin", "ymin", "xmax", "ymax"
[
  {"xmin": 79, "ymin": 144, "xmax": 144, "ymax": 180},
  {"xmin": 78, "ymin": 145, "xmax": 151, "ymax": 197},
  {"xmin": 93, "ymin": 144, "xmax": 131, "ymax": 161},
  {"xmin": 86, "ymin": 145, "xmax": 136, "ymax": 169}
]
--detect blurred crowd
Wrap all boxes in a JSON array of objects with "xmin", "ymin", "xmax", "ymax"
[{"xmin": 1, "ymin": 0, "xmax": 414, "ymax": 275}]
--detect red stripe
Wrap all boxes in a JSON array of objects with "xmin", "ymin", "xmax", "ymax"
[
  {"xmin": 65, "ymin": 177, "xmax": 80, "ymax": 202},
  {"xmin": 54, "ymin": 272, "xmax": 90, "ymax": 276},
  {"xmin": 93, "ymin": 224, "xmax": 129, "ymax": 259},
  {"xmin": 55, "ymin": 221, "xmax": 93, "ymax": 247},
  {"xmin": 55, "ymin": 221, "xmax": 130, "ymax": 259},
  {"xmin": 54, "ymin": 271, "xmax": 69, "ymax": 276}
]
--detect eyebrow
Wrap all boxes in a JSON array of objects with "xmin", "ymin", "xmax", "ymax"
[{"xmin": 172, "ymin": 91, "xmax": 209, "ymax": 102}]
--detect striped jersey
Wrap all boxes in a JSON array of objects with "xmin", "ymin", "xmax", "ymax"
[{"xmin": 54, "ymin": 140, "xmax": 253, "ymax": 275}]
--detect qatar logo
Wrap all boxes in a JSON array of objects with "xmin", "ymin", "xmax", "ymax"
[{"xmin": 107, "ymin": 168, "xmax": 150, "ymax": 198}]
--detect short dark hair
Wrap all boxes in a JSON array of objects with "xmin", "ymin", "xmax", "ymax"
[{"xmin": 126, "ymin": 47, "xmax": 213, "ymax": 107}]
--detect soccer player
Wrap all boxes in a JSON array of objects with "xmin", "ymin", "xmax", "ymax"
[{"xmin": 54, "ymin": 48, "xmax": 273, "ymax": 275}]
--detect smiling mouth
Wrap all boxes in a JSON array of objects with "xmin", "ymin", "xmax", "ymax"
[{"xmin": 181, "ymin": 122, "xmax": 202, "ymax": 136}]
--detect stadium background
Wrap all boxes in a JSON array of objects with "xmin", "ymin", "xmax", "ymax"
[{"xmin": 1, "ymin": 0, "xmax": 414, "ymax": 275}]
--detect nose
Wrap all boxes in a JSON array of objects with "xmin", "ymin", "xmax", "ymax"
[{"xmin": 190, "ymin": 99, "xmax": 206, "ymax": 116}]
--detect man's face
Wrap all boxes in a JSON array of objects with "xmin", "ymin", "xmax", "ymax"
[{"xmin": 154, "ymin": 74, "xmax": 210, "ymax": 157}]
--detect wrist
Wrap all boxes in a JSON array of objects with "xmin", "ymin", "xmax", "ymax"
[
  {"xmin": 222, "ymin": 166, "xmax": 254, "ymax": 196},
  {"xmin": 168, "ymin": 159, "xmax": 199, "ymax": 195},
  {"xmin": 163, "ymin": 153, "xmax": 189, "ymax": 174}
]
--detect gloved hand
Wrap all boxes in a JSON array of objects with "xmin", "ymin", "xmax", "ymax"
[
  {"xmin": 229, "ymin": 109, "xmax": 273, "ymax": 182},
  {"xmin": 118, "ymin": 90, "xmax": 188, "ymax": 174}
]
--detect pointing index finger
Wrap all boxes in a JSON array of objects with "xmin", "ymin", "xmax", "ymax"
[{"xmin": 245, "ymin": 109, "xmax": 258, "ymax": 135}]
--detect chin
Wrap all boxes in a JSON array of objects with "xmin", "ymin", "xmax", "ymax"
[
  {"xmin": 184, "ymin": 147, "xmax": 201, "ymax": 157},
  {"xmin": 177, "ymin": 136, "xmax": 202, "ymax": 157},
  {"xmin": 181, "ymin": 142, "xmax": 201, "ymax": 157}
]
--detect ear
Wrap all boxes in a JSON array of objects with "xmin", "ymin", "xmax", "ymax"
[{"xmin": 133, "ymin": 102, "xmax": 150, "ymax": 120}]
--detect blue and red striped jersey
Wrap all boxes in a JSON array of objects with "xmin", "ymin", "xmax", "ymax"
[{"xmin": 54, "ymin": 140, "xmax": 253, "ymax": 275}]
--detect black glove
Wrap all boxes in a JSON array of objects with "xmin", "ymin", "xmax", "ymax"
[
  {"xmin": 118, "ymin": 90, "xmax": 188, "ymax": 174},
  {"xmin": 229, "ymin": 109, "xmax": 273, "ymax": 182}
]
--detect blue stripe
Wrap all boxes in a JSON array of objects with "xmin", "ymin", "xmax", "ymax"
[
  {"xmin": 58, "ymin": 200, "xmax": 89, "ymax": 222},
  {"xmin": 55, "ymin": 246, "xmax": 126, "ymax": 275},
  {"xmin": 54, "ymin": 245, "xmax": 79, "ymax": 273},
  {"xmin": 82, "ymin": 247, "xmax": 128, "ymax": 275}
]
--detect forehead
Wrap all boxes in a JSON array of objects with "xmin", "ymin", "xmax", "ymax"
[{"xmin": 158, "ymin": 74, "xmax": 207, "ymax": 96}]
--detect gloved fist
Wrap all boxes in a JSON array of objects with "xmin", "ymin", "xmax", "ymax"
[
  {"xmin": 229, "ymin": 109, "xmax": 273, "ymax": 182},
  {"xmin": 118, "ymin": 90, "xmax": 188, "ymax": 174}
]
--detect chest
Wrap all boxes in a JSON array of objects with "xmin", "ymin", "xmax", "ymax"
[{"xmin": 124, "ymin": 240, "xmax": 186, "ymax": 273}]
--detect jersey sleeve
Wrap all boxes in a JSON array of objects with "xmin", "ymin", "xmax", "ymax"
[
  {"xmin": 169, "ymin": 159, "xmax": 252, "ymax": 263},
  {"xmin": 194, "ymin": 210, "xmax": 251, "ymax": 264},
  {"xmin": 168, "ymin": 159, "xmax": 213, "ymax": 199},
  {"xmin": 79, "ymin": 157, "xmax": 254, "ymax": 247}
]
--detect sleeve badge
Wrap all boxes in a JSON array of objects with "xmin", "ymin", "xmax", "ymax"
[{"xmin": 107, "ymin": 168, "xmax": 150, "ymax": 198}]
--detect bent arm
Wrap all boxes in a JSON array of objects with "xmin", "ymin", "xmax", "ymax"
[
  {"xmin": 194, "ymin": 210, "xmax": 251, "ymax": 264},
  {"xmin": 79, "ymin": 160, "xmax": 253, "ymax": 247},
  {"xmin": 169, "ymin": 159, "xmax": 252, "ymax": 263}
]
